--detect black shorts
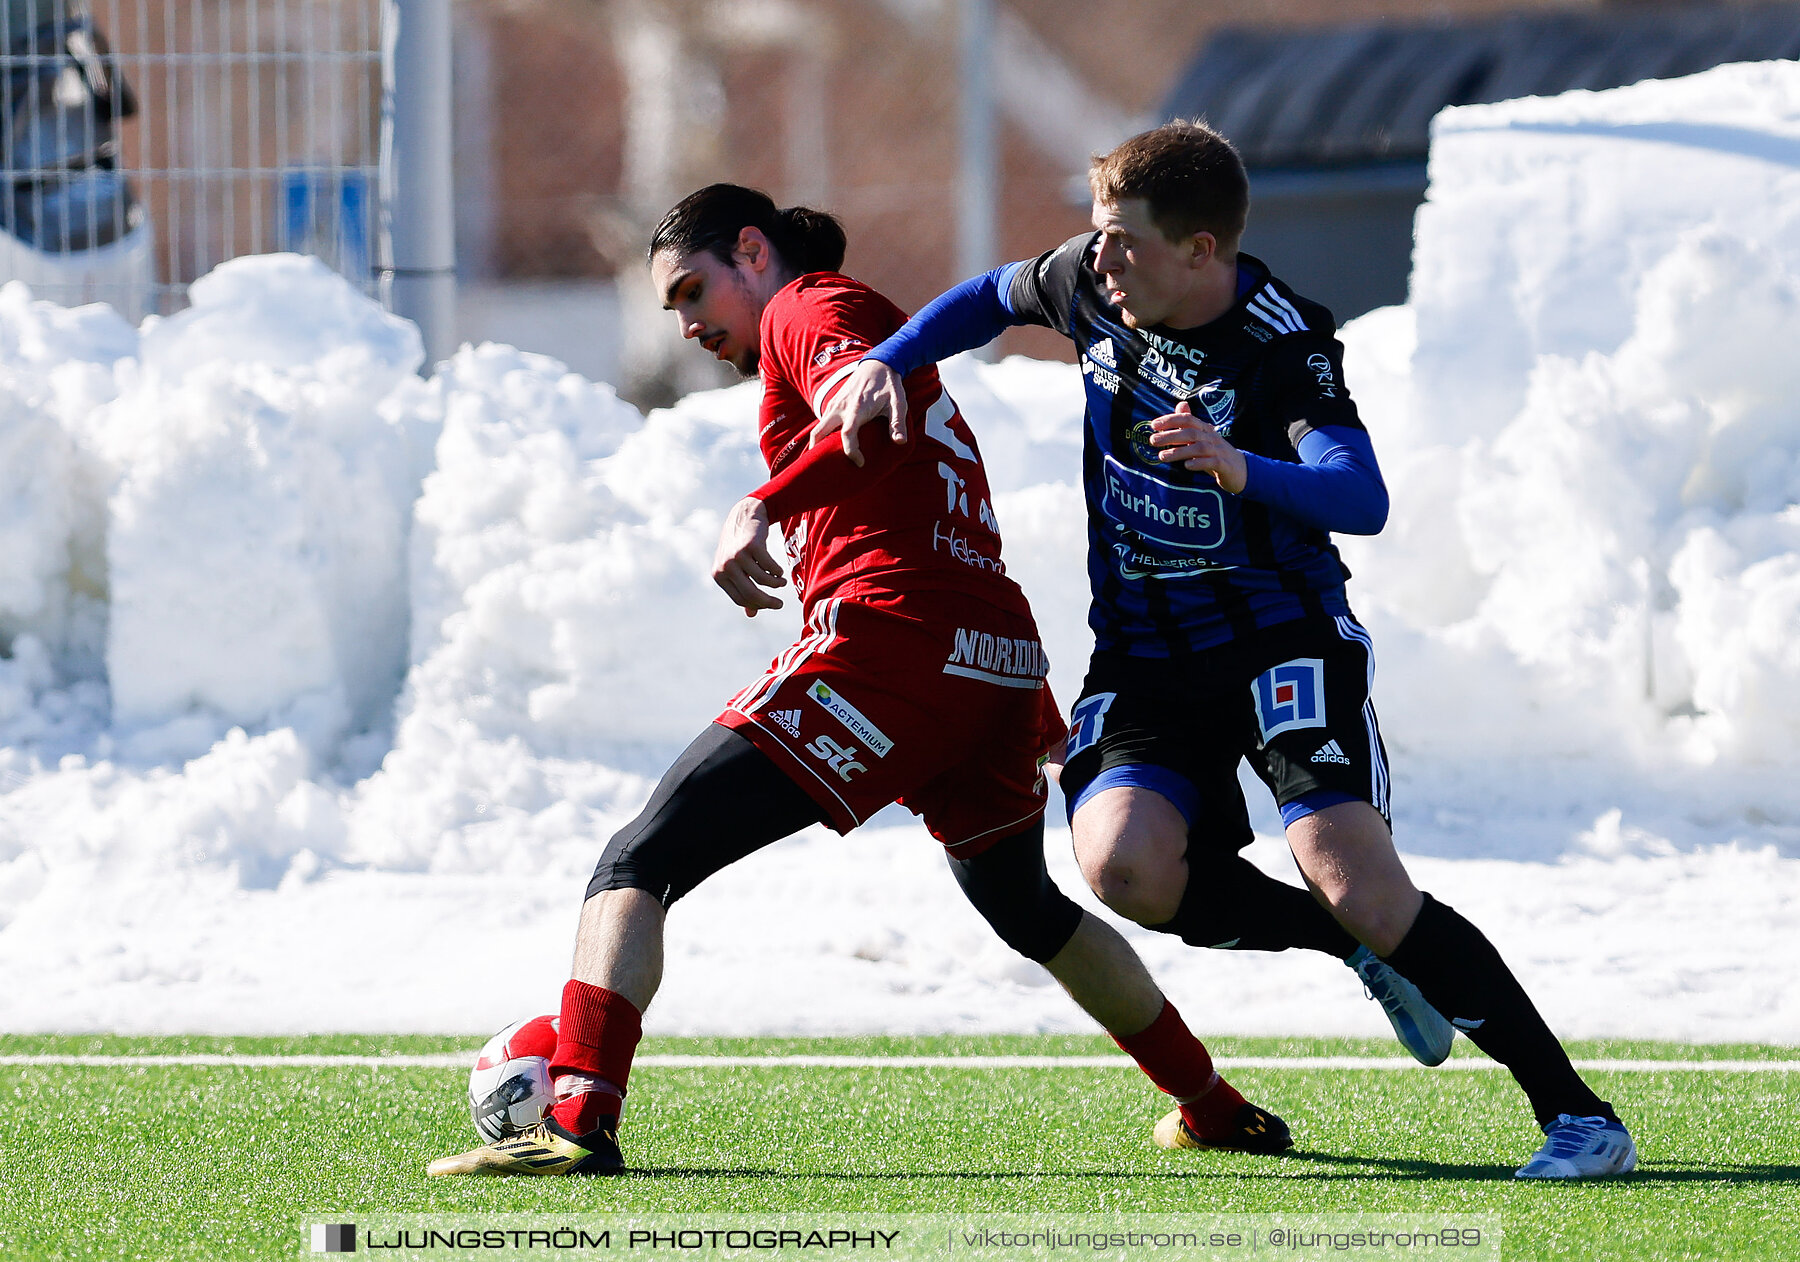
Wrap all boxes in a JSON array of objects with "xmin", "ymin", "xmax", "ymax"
[{"xmin": 1059, "ymin": 614, "xmax": 1391, "ymax": 851}]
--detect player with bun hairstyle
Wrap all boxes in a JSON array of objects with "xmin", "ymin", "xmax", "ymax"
[{"xmin": 427, "ymin": 184, "xmax": 1298, "ymax": 1178}]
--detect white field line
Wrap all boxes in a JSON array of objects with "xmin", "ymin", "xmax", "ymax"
[{"xmin": 1, "ymin": 1053, "xmax": 1795, "ymax": 1072}]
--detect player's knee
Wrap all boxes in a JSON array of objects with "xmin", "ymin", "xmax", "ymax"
[
  {"xmin": 1317, "ymin": 886, "xmax": 1417, "ymax": 957},
  {"xmin": 1073, "ymin": 830, "xmax": 1185, "ymax": 926},
  {"xmin": 586, "ymin": 819, "xmax": 685, "ymax": 907},
  {"xmin": 1086, "ymin": 855, "xmax": 1183, "ymax": 925},
  {"xmin": 1077, "ymin": 839, "xmax": 1181, "ymax": 923}
]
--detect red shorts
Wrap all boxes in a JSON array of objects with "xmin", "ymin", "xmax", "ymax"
[{"xmin": 718, "ymin": 590, "xmax": 1067, "ymax": 858}]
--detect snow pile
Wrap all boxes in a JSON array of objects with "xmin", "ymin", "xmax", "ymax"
[
  {"xmin": 0, "ymin": 62, "xmax": 1798, "ymax": 1038},
  {"xmin": 1338, "ymin": 59, "xmax": 1800, "ymax": 858},
  {"xmin": 107, "ymin": 258, "xmax": 427, "ymax": 765},
  {"xmin": 351, "ymin": 343, "xmax": 796, "ymax": 874}
]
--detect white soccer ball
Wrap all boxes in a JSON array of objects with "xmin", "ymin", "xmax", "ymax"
[{"xmin": 468, "ymin": 1014, "xmax": 559, "ymax": 1141}]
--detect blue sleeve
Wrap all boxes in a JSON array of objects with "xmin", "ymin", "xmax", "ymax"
[
  {"xmin": 866, "ymin": 263, "xmax": 1029, "ymax": 375},
  {"xmin": 1236, "ymin": 425, "xmax": 1389, "ymax": 535}
]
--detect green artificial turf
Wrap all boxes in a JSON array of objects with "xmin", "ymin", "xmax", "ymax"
[{"xmin": 4, "ymin": 1035, "xmax": 1796, "ymax": 1261}]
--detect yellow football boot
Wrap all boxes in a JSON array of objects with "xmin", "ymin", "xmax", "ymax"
[
  {"xmin": 1153, "ymin": 1102, "xmax": 1293, "ymax": 1154},
  {"xmin": 427, "ymin": 1118, "xmax": 624, "ymax": 1176}
]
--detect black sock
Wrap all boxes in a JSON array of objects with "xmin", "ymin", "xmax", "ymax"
[
  {"xmin": 1152, "ymin": 855, "xmax": 1359, "ymax": 958},
  {"xmin": 1384, "ymin": 893, "xmax": 1614, "ymax": 1127}
]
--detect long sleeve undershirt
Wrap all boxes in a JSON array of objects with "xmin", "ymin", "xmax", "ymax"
[
  {"xmin": 1240, "ymin": 425, "xmax": 1388, "ymax": 535},
  {"xmin": 866, "ymin": 266, "xmax": 1021, "ymax": 375},
  {"xmin": 866, "ymin": 265, "xmax": 1388, "ymax": 537},
  {"xmin": 749, "ymin": 425, "xmax": 906, "ymax": 522}
]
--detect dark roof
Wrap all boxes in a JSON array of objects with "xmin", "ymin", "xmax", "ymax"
[{"xmin": 1161, "ymin": 3, "xmax": 1800, "ymax": 169}]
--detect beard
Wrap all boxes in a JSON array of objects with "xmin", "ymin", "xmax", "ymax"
[{"xmin": 727, "ymin": 267, "xmax": 764, "ymax": 377}]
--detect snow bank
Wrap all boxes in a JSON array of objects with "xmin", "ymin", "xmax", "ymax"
[
  {"xmin": 1338, "ymin": 60, "xmax": 1800, "ymax": 867},
  {"xmin": 2, "ymin": 62, "xmax": 1798, "ymax": 1038}
]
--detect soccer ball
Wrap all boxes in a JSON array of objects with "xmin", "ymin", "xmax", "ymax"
[{"xmin": 468, "ymin": 1014, "xmax": 559, "ymax": 1141}]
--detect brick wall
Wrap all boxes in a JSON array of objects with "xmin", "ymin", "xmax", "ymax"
[{"xmin": 464, "ymin": 0, "xmax": 1615, "ymax": 371}]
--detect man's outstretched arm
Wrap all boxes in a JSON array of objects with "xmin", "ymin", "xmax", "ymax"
[
  {"xmin": 712, "ymin": 426, "xmax": 912, "ymax": 616},
  {"xmin": 814, "ymin": 264, "xmax": 1027, "ymax": 463}
]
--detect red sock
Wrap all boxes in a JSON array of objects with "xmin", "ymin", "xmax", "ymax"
[
  {"xmin": 1110, "ymin": 999, "xmax": 1248, "ymax": 1138},
  {"xmin": 548, "ymin": 980, "xmax": 642, "ymax": 1136}
]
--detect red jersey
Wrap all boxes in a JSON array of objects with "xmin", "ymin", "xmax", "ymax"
[{"xmin": 748, "ymin": 272, "xmax": 1030, "ymax": 617}]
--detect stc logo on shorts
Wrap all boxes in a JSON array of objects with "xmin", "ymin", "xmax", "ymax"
[
  {"xmin": 806, "ymin": 681, "xmax": 894, "ymax": 757},
  {"xmin": 805, "ymin": 732, "xmax": 866, "ymax": 781},
  {"xmin": 1253, "ymin": 658, "xmax": 1328, "ymax": 740}
]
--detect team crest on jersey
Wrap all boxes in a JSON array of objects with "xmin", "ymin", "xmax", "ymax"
[
  {"xmin": 1197, "ymin": 381, "xmax": 1236, "ymax": 433},
  {"xmin": 1253, "ymin": 658, "xmax": 1327, "ymax": 740}
]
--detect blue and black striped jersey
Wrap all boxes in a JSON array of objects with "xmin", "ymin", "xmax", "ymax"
[{"xmin": 1005, "ymin": 233, "xmax": 1365, "ymax": 657}]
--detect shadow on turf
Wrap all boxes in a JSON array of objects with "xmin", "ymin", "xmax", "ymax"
[
  {"xmin": 617, "ymin": 1154, "xmax": 1513, "ymax": 1182},
  {"xmin": 1277, "ymin": 1155, "xmax": 1800, "ymax": 1186},
  {"xmin": 1627, "ymin": 1162, "xmax": 1800, "ymax": 1184},
  {"xmin": 621, "ymin": 1158, "xmax": 1800, "ymax": 1185}
]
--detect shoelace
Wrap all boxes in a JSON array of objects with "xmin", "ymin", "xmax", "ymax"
[
  {"xmin": 1358, "ymin": 968, "xmax": 1397, "ymax": 1006},
  {"xmin": 1543, "ymin": 1115, "xmax": 1611, "ymax": 1157}
]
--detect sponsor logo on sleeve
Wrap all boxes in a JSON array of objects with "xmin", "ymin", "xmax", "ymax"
[
  {"xmin": 942, "ymin": 628, "xmax": 1049, "ymax": 689},
  {"xmin": 813, "ymin": 337, "xmax": 865, "ymax": 368},
  {"xmin": 1307, "ymin": 352, "xmax": 1339, "ymax": 397},
  {"xmin": 769, "ymin": 708, "xmax": 804, "ymax": 738},
  {"xmin": 806, "ymin": 681, "xmax": 893, "ymax": 757},
  {"xmin": 1252, "ymin": 658, "xmax": 1327, "ymax": 740}
]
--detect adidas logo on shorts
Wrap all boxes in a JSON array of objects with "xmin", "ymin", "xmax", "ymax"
[
  {"xmin": 1311, "ymin": 739, "xmax": 1351, "ymax": 766},
  {"xmin": 770, "ymin": 708, "xmax": 804, "ymax": 737}
]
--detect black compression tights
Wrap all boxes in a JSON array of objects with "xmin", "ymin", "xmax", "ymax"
[
  {"xmin": 587, "ymin": 723, "xmax": 1086, "ymax": 974},
  {"xmin": 1151, "ymin": 851, "xmax": 1360, "ymax": 959},
  {"xmin": 946, "ymin": 822, "xmax": 1085, "ymax": 964},
  {"xmin": 586, "ymin": 724, "xmax": 825, "ymax": 907}
]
